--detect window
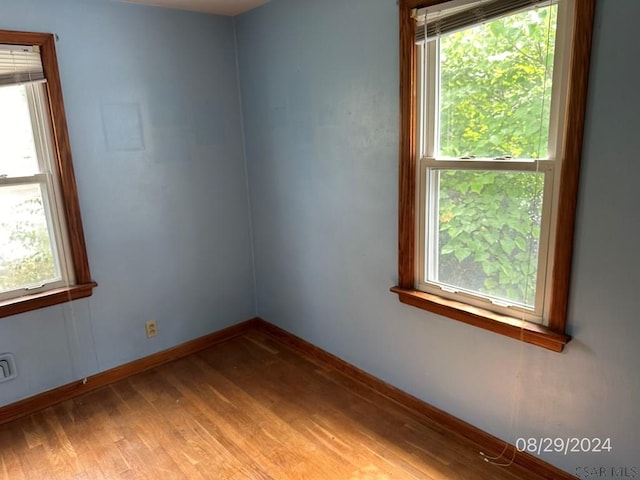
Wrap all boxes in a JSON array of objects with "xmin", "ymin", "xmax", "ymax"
[
  {"xmin": 0, "ymin": 30, "xmax": 95, "ymax": 318},
  {"xmin": 392, "ymin": 0, "xmax": 595, "ymax": 351}
]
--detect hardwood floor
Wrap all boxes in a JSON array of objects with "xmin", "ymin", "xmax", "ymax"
[{"xmin": 1, "ymin": 329, "xmax": 542, "ymax": 479}]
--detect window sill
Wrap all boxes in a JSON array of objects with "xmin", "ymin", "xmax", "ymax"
[
  {"xmin": 390, "ymin": 286, "xmax": 570, "ymax": 352},
  {"xmin": 0, "ymin": 282, "xmax": 98, "ymax": 320}
]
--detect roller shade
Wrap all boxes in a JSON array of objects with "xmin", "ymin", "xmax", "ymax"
[
  {"xmin": 0, "ymin": 44, "xmax": 45, "ymax": 87},
  {"xmin": 416, "ymin": 0, "xmax": 553, "ymax": 43}
]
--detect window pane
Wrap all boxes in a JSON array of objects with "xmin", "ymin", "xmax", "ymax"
[
  {"xmin": 0, "ymin": 184, "xmax": 61, "ymax": 293},
  {"xmin": 427, "ymin": 170, "xmax": 544, "ymax": 308},
  {"xmin": 438, "ymin": 5, "xmax": 557, "ymax": 159},
  {"xmin": 0, "ymin": 85, "xmax": 39, "ymax": 177}
]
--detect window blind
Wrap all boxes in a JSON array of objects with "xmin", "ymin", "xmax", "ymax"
[
  {"xmin": 415, "ymin": 0, "xmax": 552, "ymax": 43},
  {"xmin": 0, "ymin": 44, "xmax": 45, "ymax": 87}
]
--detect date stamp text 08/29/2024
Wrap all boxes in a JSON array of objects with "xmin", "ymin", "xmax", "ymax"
[{"xmin": 515, "ymin": 437, "xmax": 612, "ymax": 456}]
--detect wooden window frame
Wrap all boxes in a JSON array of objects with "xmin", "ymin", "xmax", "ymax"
[
  {"xmin": 0, "ymin": 30, "xmax": 96, "ymax": 319},
  {"xmin": 391, "ymin": 0, "xmax": 595, "ymax": 352}
]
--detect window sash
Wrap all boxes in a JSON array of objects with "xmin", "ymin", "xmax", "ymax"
[
  {"xmin": 0, "ymin": 182, "xmax": 67, "ymax": 301},
  {"xmin": 417, "ymin": 157, "xmax": 555, "ymax": 322},
  {"xmin": 420, "ymin": 3, "xmax": 566, "ymax": 162},
  {"xmin": 414, "ymin": 1, "xmax": 569, "ymax": 324},
  {"xmin": 0, "ymin": 82, "xmax": 74, "ymax": 301}
]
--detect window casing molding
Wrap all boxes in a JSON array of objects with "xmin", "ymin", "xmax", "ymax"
[
  {"xmin": 0, "ymin": 30, "xmax": 96, "ymax": 319},
  {"xmin": 392, "ymin": 0, "xmax": 595, "ymax": 352}
]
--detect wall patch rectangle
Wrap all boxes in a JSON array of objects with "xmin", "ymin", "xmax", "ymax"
[{"xmin": 102, "ymin": 102, "xmax": 145, "ymax": 152}]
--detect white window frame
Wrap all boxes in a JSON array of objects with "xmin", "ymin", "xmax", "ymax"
[
  {"xmin": 415, "ymin": 0, "xmax": 575, "ymax": 325},
  {"xmin": 0, "ymin": 82, "xmax": 76, "ymax": 302}
]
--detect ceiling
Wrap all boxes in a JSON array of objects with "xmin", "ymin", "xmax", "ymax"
[{"xmin": 117, "ymin": 0, "xmax": 270, "ymax": 16}]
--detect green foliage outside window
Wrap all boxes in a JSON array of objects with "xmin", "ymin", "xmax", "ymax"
[
  {"xmin": 0, "ymin": 197, "xmax": 57, "ymax": 292},
  {"xmin": 437, "ymin": 170, "xmax": 543, "ymax": 306},
  {"xmin": 433, "ymin": 6, "xmax": 557, "ymax": 307}
]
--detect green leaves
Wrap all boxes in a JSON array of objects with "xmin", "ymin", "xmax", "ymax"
[
  {"xmin": 454, "ymin": 247, "xmax": 472, "ymax": 263},
  {"xmin": 435, "ymin": 170, "xmax": 543, "ymax": 307},
  {"xmin": 429, "ymin": 6, "xmax": 557, "ymax": 307},
  {"xmin": 499, "ymin": 237, "xmax": 516, "ymax": 256},
  {"xmin": 0, "ymin": 197, "xmax": 56, "ymax": 291},
  {"xmin": 437, "ymin": 5, "xmax": 558, "ymax": 160}
]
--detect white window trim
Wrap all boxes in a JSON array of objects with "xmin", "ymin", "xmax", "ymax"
[{"xmin": 0, "ymin": 82, "xmax": 76, "ymax": 302}]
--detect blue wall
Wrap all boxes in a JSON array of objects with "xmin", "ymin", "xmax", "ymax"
[
  {"xmin": 236, "ymin": 0, "xmax": 639, "ymax": 472},
  {"xmin": 1, "ymin": 0, "xmax": 638, "ymax": 474},
  {"xmin": 0, "ymin": 0, "xmax": 255, "ymax": 405}
]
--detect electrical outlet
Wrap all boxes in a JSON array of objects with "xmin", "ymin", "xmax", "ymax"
[{"xmin": 145, "ymin": 320, "xmax": 158, "ymax": 338}]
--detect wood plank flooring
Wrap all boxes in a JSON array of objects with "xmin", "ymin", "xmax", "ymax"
[{"xmin": 0, "ymin": 329, "xmax": 541, "ymax": 479}]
